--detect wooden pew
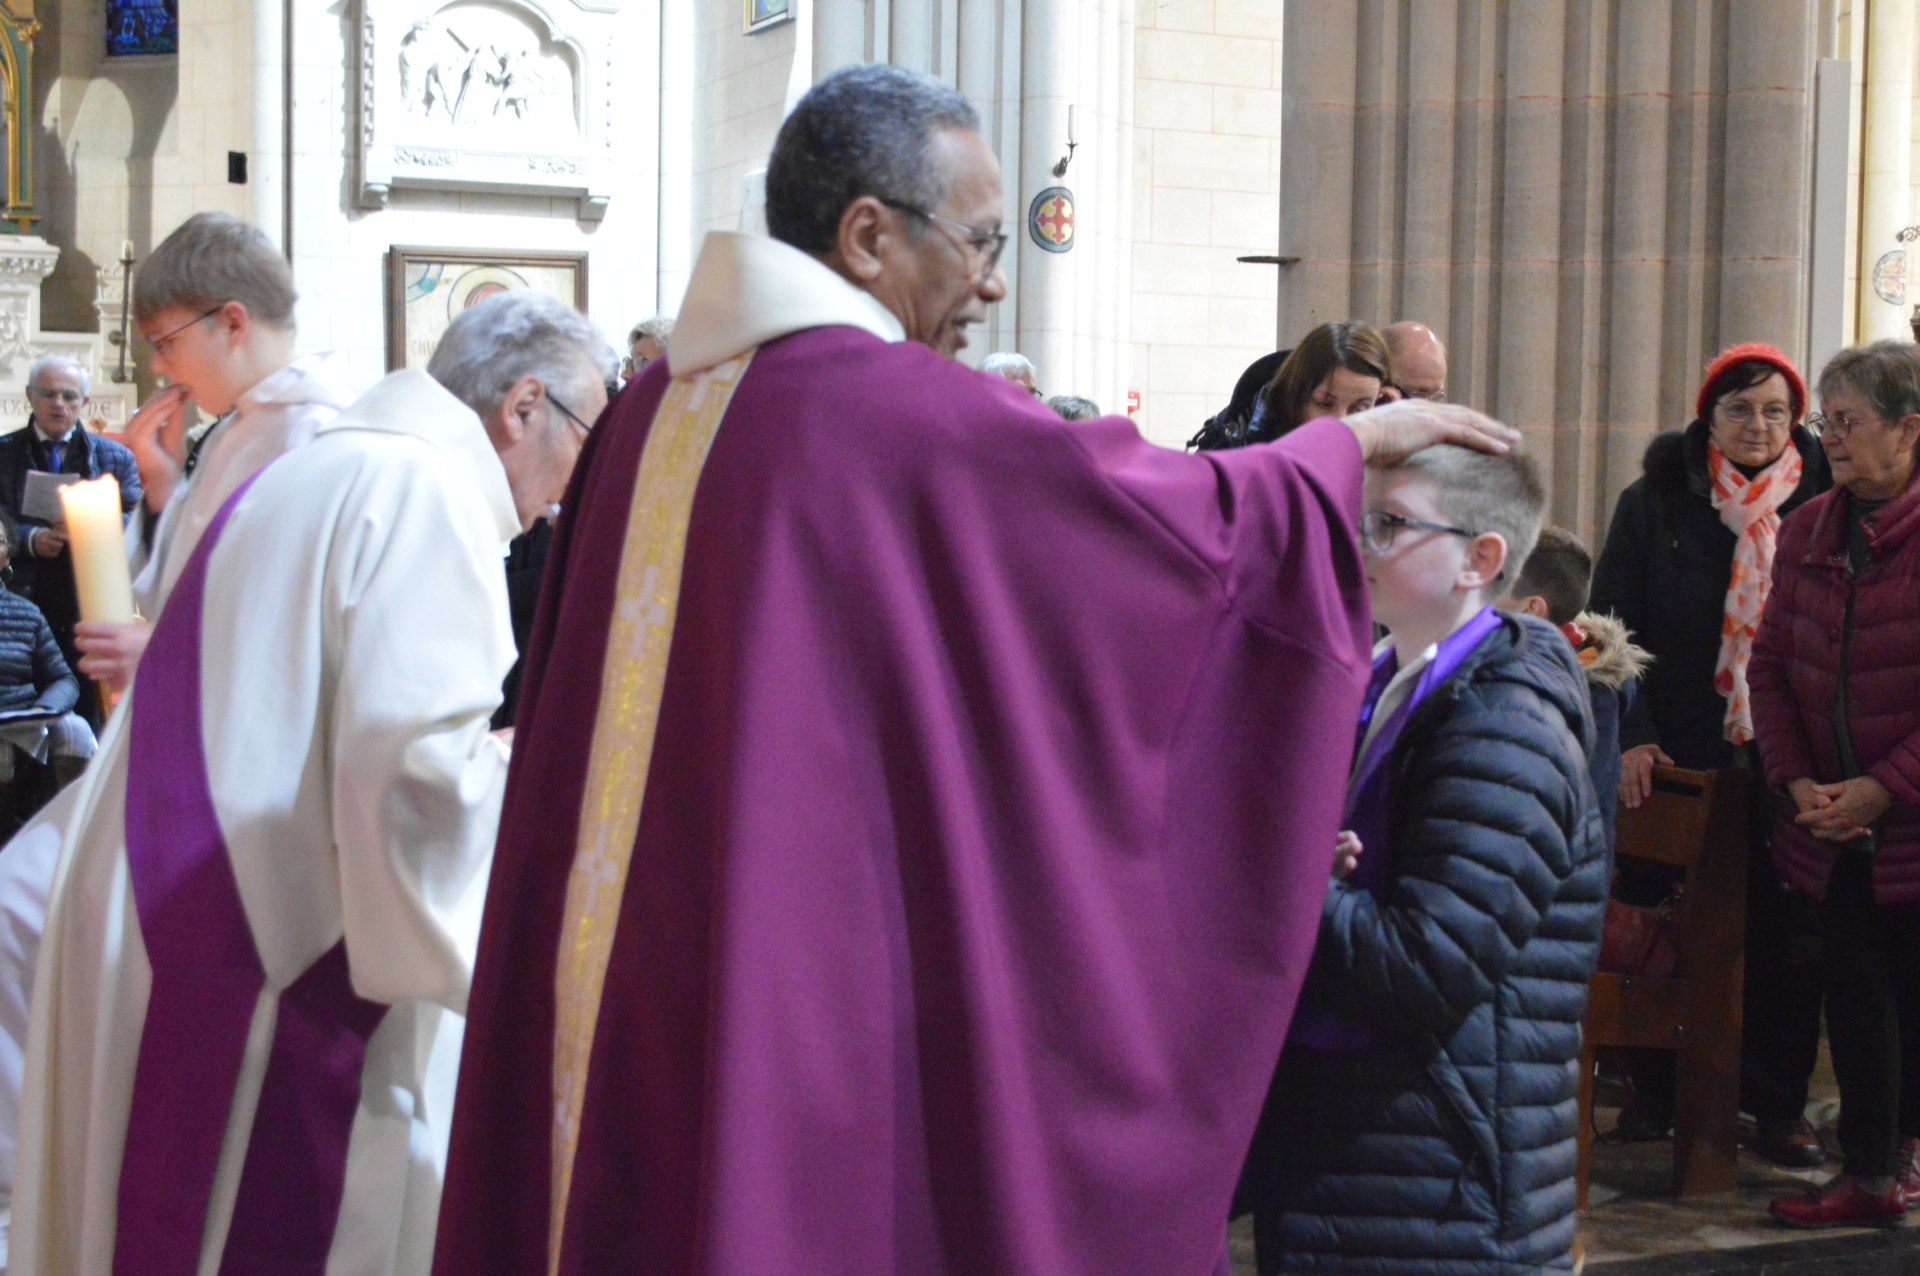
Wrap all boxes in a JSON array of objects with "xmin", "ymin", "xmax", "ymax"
[{"xmin": 1577, "ymin": 764, "xmax": 1748, "ymax": 1207}]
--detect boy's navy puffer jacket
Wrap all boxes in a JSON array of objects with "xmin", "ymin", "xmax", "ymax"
[{"xmin": 1246, "ymin": 613, "xmax": 1608, "ymax": 1274}]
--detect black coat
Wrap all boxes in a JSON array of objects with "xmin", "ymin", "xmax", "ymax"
[
  {"xmin": 0, "ymin": 419, "xmax": 143, "ymax": 645},
  {"xmin": 1588, "ymin": 420, "xmax": 1829, "ymax": 770},
  {"xmin": 1247, "ymin": 615, "xmax": 1608, "ymax": 1274},
  {"xmin": 0, "ymin": 586, "xmax": 78, "ymax": 714}
]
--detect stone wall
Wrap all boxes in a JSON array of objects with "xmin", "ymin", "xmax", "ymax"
[{"xmin": 1282, "ymin": 0, "xmax": 1817, "ymax": 548}]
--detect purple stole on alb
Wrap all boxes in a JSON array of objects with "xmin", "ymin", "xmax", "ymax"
[{"xmin": 116, "ymin": 465, "xmax": 388, "ymax": 1276}]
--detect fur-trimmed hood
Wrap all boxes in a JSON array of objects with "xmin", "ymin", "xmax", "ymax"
[{"xmin": 1573, "ymin": 610, "xmax": 1650, "ymax": 692}]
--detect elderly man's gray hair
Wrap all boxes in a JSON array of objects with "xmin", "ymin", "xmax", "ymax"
[
  {"xmin": 428, "ymin": 292, "xmax": 617, "ymax": 421},
  {"xmin": 766, "ymin": 63, "xmax": 981, "ymax": 257},
  {"xmin": 27, "ymin": 353, "xmax": 90, "ymax": 397},
  {"xmin": 981, "ymin": 352, "xmax": 1035, "ymax": 380}
]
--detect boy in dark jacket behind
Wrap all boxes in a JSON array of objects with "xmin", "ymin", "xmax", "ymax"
[
  {"xmin": 1501, "ymin": 525, "xmax": 1650, "ymax": 851},
  {"xmin": 1246, "ymin": 446, "xmax": 1608, "ymax": 1274}
]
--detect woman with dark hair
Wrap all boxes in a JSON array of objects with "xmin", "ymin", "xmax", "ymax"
[
  {"xmin": 1752, "ymin": 340, "xmax": 1920, "ymax": 1227},
  {"xmin": 1190, "ymin": 321, "xmax": 1389, "ymax": 450},
  {"xmin": 1589, "ymin": 342, "xmax": 1832, "ymax": 1164}
]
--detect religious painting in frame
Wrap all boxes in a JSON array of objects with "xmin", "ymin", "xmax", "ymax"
[
  {"xmin": 385, "ymin": 246, "xmax": 588, "ymax": 372},
  {"xmin": 744, "ymin": 0, "xmax": 792, "ymax": 35}
]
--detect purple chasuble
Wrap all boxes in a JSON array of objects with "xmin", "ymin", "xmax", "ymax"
[
  {"xmin": 1292, "ymin": 605, "xmax": 1503, "ymax": 1052},
  {"xmin": 434, "ymin": 329, "xmax": 1375, "ymax": 1276},
  {"xmin": 117, "ymin": 465, "xmax": 387, "ymax": 1276}
]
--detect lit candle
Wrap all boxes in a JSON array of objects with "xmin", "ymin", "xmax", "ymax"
[
  {"xmin": 58, "ymin": 475, "xmax": 135, "ymax": 624},
  {"xmin": 121, "ymin": 239, "xmax": 135, "ymax": 262}
]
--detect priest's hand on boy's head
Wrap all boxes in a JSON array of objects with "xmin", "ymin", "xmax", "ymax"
[{"xmin": 1344, "ymin": 400, "xmax": 1517, "ymax": 468}]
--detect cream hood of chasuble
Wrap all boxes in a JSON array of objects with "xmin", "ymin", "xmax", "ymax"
[
  {"xmin": 317, "ymin": 368, "xmax": 522, "ymax": 550},
  {"xmin": 670, "ymin": 232, "xmax": 907, "ymax": 376}
]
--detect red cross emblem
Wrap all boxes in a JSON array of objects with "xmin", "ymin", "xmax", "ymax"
[{"xmin": 1028, "ymin": 186, "xmax": 1075, "ymax": 253}]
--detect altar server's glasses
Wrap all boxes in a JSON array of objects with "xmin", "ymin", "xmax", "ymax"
[
  {"xmin": 879, "ymin": 199, "xmax": 1008, "ymax": 275},
  {"xmin": 145, "ymin": 304, "xmax": 227, "ymax": 357}
]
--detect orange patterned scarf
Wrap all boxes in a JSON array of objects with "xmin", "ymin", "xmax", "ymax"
[{"xmin": 1708, "ymin": 441, "xmax": 1802, "ymax": 744}]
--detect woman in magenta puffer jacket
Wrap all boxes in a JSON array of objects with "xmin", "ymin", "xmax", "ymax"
[{"xmin": 1750, "ymin": 339, "xmax": 1920, "ymax": 1230}]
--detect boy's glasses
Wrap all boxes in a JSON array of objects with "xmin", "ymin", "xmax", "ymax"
[
  {"xmin": 144, "ymin": 304, "xmax": 227, "ymax": 357},
  {"xmin": 1359, "ymin": 509, "xmax": 1476, "ymax": 555}
]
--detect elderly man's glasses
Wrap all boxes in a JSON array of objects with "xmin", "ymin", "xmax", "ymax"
[
  {"xmin": 1359, "ymin": 509, "xmax": 1475, "ymax": 555},
  {"xmin": 144, "ymin": 304, "xmax": 227, "ymax": 357},
  {"xmin": 546, "ymin": 389, "xmax": 593, "ymax": 437},
  {"xmin": 28, "ymin": 387, "xmax": 84, "ymax": 405},
  {"xmin": 1719, "ymin": 401, "xmax": 1793, "ymax": 427},
  {"xmin": 879, "ymin": 198, "xmax": 1008, "ymax": 274},
  {"xmin": 1805, "ymin": 410, "xmax": 1872, "ymax": 440}
]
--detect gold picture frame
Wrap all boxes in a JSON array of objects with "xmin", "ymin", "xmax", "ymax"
[
  {"xmin": 744, "ymin": 0, "xmax": 792, "ymax": 35},
  {"xmin": 385, "ymin": 245, "xmax": 589, "ymax": 372}
]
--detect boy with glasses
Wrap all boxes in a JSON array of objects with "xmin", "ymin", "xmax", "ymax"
[{"xmin": 1243, "ymin": 445, "xmax": 1607, "ymax": 1274}]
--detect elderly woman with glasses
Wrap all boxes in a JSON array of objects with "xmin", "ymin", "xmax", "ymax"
[
  {"xmin": 1589, "ymin": 342, "xmax": 1833, "ymax": 1162},
  {"xmin": 1750, "ymin": 340, "xmax": 1920, "ymax": 1228}
]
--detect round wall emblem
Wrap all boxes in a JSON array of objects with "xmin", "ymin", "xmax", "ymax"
[
  {"xmin": 1028, "ymin": 186, "xmax": 1075, "ymax": 253},
  {"xmin": 1873, "ymin": 248, "xmax": 1908, "ymax": 305}
]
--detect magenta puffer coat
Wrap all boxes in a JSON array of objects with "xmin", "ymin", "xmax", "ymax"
[{"xmin": 1750, "ymin": 468, "xmax": 1920, "ymax": 905}]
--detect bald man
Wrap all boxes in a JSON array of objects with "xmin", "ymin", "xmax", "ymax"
[{"xmin": 1380, "ymin": 321, "xmax": 1448, "ymax": 403}]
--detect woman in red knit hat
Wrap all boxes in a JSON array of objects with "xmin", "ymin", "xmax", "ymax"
[{"xmin": 1589, "ymin": 342, "xmax": 1833, "ymax": 1163}]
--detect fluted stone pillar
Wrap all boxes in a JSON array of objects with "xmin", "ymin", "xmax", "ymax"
[
  {"xmin": 1015, "ymin": 0, "xmax": 1132, "ymax": 405},
  {"xmin": 1282, "ymin": 0, "xmax": 1818, "ymax": 547},
  {"xmin": 1856, "ymin": 0, "xmax": 1914, "ymax": 342}
]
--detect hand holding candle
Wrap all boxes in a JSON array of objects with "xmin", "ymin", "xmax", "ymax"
[{"xmin": 58, "ymin": 475, "xmax": 136, "ymax": 624}]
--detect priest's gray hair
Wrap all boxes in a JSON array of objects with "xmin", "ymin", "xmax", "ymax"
[
  {"xmin": 767, "ymin": 63, "xmax": 981, "ymax": 257},
  {"xmin": 26, "ymin": 353, "xmax": 90, "ymax": 397},
  {"xmin": 428, "ymin": 292, "xmax": 618, "ymax": 422},
  {"xmin": 981, "ymin": 352, "xmax": 1035, "ymax": 380}
]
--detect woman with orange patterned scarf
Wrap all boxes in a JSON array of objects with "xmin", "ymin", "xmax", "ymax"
[{"xmin": 1589, "ymin": 343, "xmax": 1832, "ymax": 1162}]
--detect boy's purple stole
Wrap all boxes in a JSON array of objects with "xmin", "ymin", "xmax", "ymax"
[
  {"xmin": 115, "ymin": 464, "xmax": 388, "ymax": 1276},
  {"xmin": 1292, "ymin": 606, "xmax": 1503, "ymax": 1052}
]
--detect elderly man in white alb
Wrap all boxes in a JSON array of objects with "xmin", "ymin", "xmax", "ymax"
[{"xmin": 8, "ymin": 288, "xmax": 613, "ymax": 1276}]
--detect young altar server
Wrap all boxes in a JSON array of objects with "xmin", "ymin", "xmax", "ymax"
[{"xmin": 8, "ymin": 290, "xmax": 613, "ymax": 1274}]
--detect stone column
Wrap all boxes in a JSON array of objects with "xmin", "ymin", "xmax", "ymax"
[
  {"xmin": 814, "ymin": 0, "xmax": 871, "ymax": 78},
  {"xmin": 250, "ymin": 1, "xmax": 288, "ymax": 252},
  {"xmin": 1856, "ymin": 0, "xmax": 1914, "ymax": 342},
  {"xmin": 1281, "ymin": 0, "xmax": 1818, "ymax": 548}
]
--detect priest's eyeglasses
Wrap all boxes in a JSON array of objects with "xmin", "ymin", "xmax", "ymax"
[
  {"xmin": 880, "ymin": 199, "xmax": 1008, "ymax": 275},
  {"xmin": 1359, "ymin": 509, "xmax": 1476, "ymax": 555},
  {"xmin": 145, "ymin": 304, "xmax": 227, "ymax": 357},
  {"xmin": 546, "ymin": 389, "xmax": 593, "ymax": 438}
]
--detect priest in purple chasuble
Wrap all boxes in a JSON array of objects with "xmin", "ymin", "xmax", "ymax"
[
  {"xmin": 433, "ymin": 65, "xmax": 1519, "ymax": 1276},
  {"xmin": 7, "ymin": 293, "xmax": 615, "ymax": 1276}
]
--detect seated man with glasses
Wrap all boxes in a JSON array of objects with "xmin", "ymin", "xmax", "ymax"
[
  {"xmin": 0, "ymin": 355, "xmax": 141, "ymax": 723},
  {"xmin": 1242, "ymin": 444, "xmax": 1607, "ymax": 1275}
]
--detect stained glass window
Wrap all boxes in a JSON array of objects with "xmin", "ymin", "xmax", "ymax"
[{"xmin": 106, "ymin": 0, "xmax": 178, "ymax": 58}]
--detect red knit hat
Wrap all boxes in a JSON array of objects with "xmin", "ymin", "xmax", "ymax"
[{"xmin": 1695, "ymin": 342, "xmax": 1808, "ymax": 423}]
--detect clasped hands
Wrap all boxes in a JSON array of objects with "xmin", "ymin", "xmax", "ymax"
[{"xmin": 1787, "ymin": 774, "xmax": 1890, "ymax": 844}]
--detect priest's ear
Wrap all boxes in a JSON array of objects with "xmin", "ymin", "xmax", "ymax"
[{"xmin": 829, "ymin": 195, "xmax": 897, "ymax": 285}]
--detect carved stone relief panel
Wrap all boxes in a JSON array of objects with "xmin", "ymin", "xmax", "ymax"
[{"xmin": 356, "ymin": 0, "xmax": 621, "ymax": 220}]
